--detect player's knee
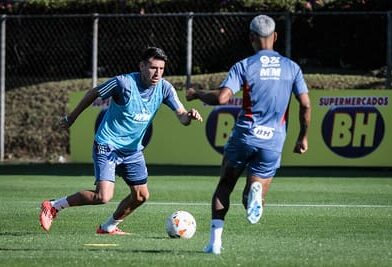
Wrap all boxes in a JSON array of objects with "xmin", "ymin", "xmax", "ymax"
[
  {"xmin": 135, "ymin": 190, "xmax": 149, "ymax": 203},
  {"xmin": 131, "ymin": 184, "xmax": 149, "ymax": 204},
  {"xmin": 95, "ymin": 192, "xmax": 113, "ymax": 204}
]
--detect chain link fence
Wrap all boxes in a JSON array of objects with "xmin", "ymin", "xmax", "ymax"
[{"xmin": 2, "ymin": 12, "xmax": 391, "ymax": 90}]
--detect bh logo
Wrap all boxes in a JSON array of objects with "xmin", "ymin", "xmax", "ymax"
[
  {"xmin": 206, "ymin": 106, "xmax": 240, "ymax": 154},
  {"xmin": 321, "ymin": 106, "xmax": 384, "ymax": 158}
]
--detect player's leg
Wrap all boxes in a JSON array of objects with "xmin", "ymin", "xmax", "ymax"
[
  {"xmin": 204, "ymin": 141, "xmax": 248, "ymax": 255},
  {"xmin": 243, "ymin": 176, "xmax": 272, "ymax": 224},
  {"xmin": 39, "ymin": 142, "xmax": 117, "ymax": 232},
  {"xmin": 242, "ymin": 149, "xmax": 281, "ymax": 224},
  {"xmin": 204, "ymin": 156, "xmax": 244, "ymax": 254},
  {"xmin": 97, "ymin": 183, "xmax": 148, "ymax": 235},
  {"xmin": 212, "ymin": 157, "xmax": 244, "ymax": 220},
  {"xmin": 117, "ymin": 184, "xmax": 150, "ymax": 218},
  {"xmin": 97, "ymin": 151, "xmax": 148, "ymax": 235},
  {"xmin": 39, "ymin": 181, "xmax": 115, "ymax": 232},
  {"xmin": 67, "ymin": 181, "xmax": 115, "ymax": 206},
  {"xmin": 59, "ymin": 141, "xmax": 117, "ymax": 208},
  {"xmin": 243, "ymin": 176, "xmax": 272, "ymax": 208}
]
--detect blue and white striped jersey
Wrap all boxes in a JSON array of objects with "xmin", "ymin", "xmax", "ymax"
[{"xmin": 94, "ymin": 72, "xmax": 183, "ymax": 153}]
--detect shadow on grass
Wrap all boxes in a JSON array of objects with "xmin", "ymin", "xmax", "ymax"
[
  {"xmin": 0, "ymin": 247, "xmax": 170, "ymax": 253},
  {"xmin": 0, "ymin": 246, "xmax": 203, "ymax": 254},
  {"xmin": 0, "ymin": 163, "xmax": 391, "ymax": 178},
  {"xmin": 0, "ymin": 232, "xmax": 38, "ymax": 237}
]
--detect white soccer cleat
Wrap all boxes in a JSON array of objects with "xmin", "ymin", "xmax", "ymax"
[
  {"xmin": 203, "ymin": 244, "xmax": 222, "ymax": 255},
  {"xmin": 247, "ymin": 182, "xmax": 263, "ymax": 224}
]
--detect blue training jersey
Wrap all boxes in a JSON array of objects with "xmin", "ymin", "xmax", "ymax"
[
  {"xmin": 221, "ymin": 50, "xmax": 308, "ymax": 152},
  {"xmin": 94, "ymin": 72, "xmax": 183, "ymax": 153}
]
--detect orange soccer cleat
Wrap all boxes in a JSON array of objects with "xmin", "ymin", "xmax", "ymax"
[{"xmin": 39, "ymin": 200, "xmax": 57, "ymax": 231}]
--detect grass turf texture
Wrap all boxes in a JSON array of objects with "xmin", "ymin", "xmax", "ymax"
[{"xmin": 0, "ymin": 165, "xmax": 391, "ymax": 267}]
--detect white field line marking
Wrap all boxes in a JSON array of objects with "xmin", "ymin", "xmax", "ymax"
[
  {"xmin": 26, "ymin": 201, "xmax": 392, "ymax": 209},
  {"xmin": 145, "ymin": 202, "xmax": 392, "ymax": 208},
  {"xmin": 84, "ymin": 243, "xmax": 118, "ymax": 247}
]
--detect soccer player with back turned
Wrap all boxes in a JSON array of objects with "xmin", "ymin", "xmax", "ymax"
[{"xmin": 186, "ymin": 14, "xmax": 311, "ymax": 254}]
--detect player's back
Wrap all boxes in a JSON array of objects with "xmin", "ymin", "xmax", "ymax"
[
  {"xmin": 232, "ymin": 49, "xmax": 307, "ymax": 151},
  {"xmin": 236, "ymin": 50, "xmax": 303, "ymax": 130}
]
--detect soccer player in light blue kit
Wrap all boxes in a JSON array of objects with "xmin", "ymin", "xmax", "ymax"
[
  {"xmin": 187, "ymin": 15, "xmax": 311, "ymax": 254},
  {"xmin": 40, "ymin": 47, "xmax": 203, "ymax": 234}
]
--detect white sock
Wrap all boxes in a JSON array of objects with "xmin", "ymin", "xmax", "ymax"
[
  {"xmin": 51, "ymin": 197, "xmax": 69, "ymax": 211},
  {"xmin": 100, "ymin": 215, "xmax": 123, "ymax": 232},
  {"xmin": 209, "ymin": 219, "xmax": 224, "ymax": 248}
]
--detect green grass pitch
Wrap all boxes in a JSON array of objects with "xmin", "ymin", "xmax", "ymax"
[{"xmin": 0, "ymin": 164, "xmax": 391, "ymax": 267}]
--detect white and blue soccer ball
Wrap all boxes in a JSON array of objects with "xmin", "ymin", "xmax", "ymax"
[{"xmin": 165, "ymin": 210, "xmax": 196, "ymax": 239}]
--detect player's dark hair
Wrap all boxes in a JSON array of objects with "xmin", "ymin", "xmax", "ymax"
[{"xmin": 141, "ymin": 47, "xmax": 168, "ymax": 62}]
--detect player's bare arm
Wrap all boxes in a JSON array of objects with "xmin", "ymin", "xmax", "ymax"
[
  {"xmin": 294, "ymin": 92, "xmax": 311, "ymax": 154},
  {"xmin": 176, "ymin": 107, "xmax": 203, "ymax": 126},
  {"xmin": 186, "ymin": 87, "xmax": 233, "ymax": 105},
  {"xmin": 59, "ymin": 87, "xmax": 100, "ymax": 129}
]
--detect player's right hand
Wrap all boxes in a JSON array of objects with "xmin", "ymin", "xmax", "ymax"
[{"xmin": 58, "ymin": 115, "xmax": 71, "ymax": 129}]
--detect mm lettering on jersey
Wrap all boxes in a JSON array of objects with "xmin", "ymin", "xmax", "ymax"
[
  {"xmin": 259, "ymin": 55, "xmax": 281, "ymax": 80},
  {"xmin": 321, "ymin": 105, "xmax": 385, "ymax": 158}
]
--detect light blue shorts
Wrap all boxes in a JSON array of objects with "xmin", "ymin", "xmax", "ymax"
[
  {"xmin": 92, "ymin": 142, "xmax": 148, "ymax": 186},
  {"xmin": 224, "ymin": 138, "xmax": 281, "ymax": 178}
]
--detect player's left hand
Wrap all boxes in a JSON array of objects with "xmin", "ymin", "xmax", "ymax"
[
  {"xmin": 187, "ymin": 108, "xmax": 203, "ymax": 122},
  {"xmin": 294, "ymin": 138, "xmax": 308, "ymax": 154}
]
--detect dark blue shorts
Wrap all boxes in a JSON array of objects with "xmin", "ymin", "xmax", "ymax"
[
  {"xmin": 224, "ymin": 139, "xmax": 281, "ymax": 178},
  {"xmin": 92, "ymin": 142, "xmax": 148, "ymax": 186}
]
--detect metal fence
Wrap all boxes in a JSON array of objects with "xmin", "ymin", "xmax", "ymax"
[
  {"xmin": 2, "ymin": 12, "xmax": 391, "ymax": 88},
  {"xmin": 1, "ymin": 12, "xmax": 392, "ymax": 161}
]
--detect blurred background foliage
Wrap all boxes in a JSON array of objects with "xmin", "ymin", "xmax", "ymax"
[{"xmin": 1, "ymin": 0, "xmax": 392, "ymax": 15}]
